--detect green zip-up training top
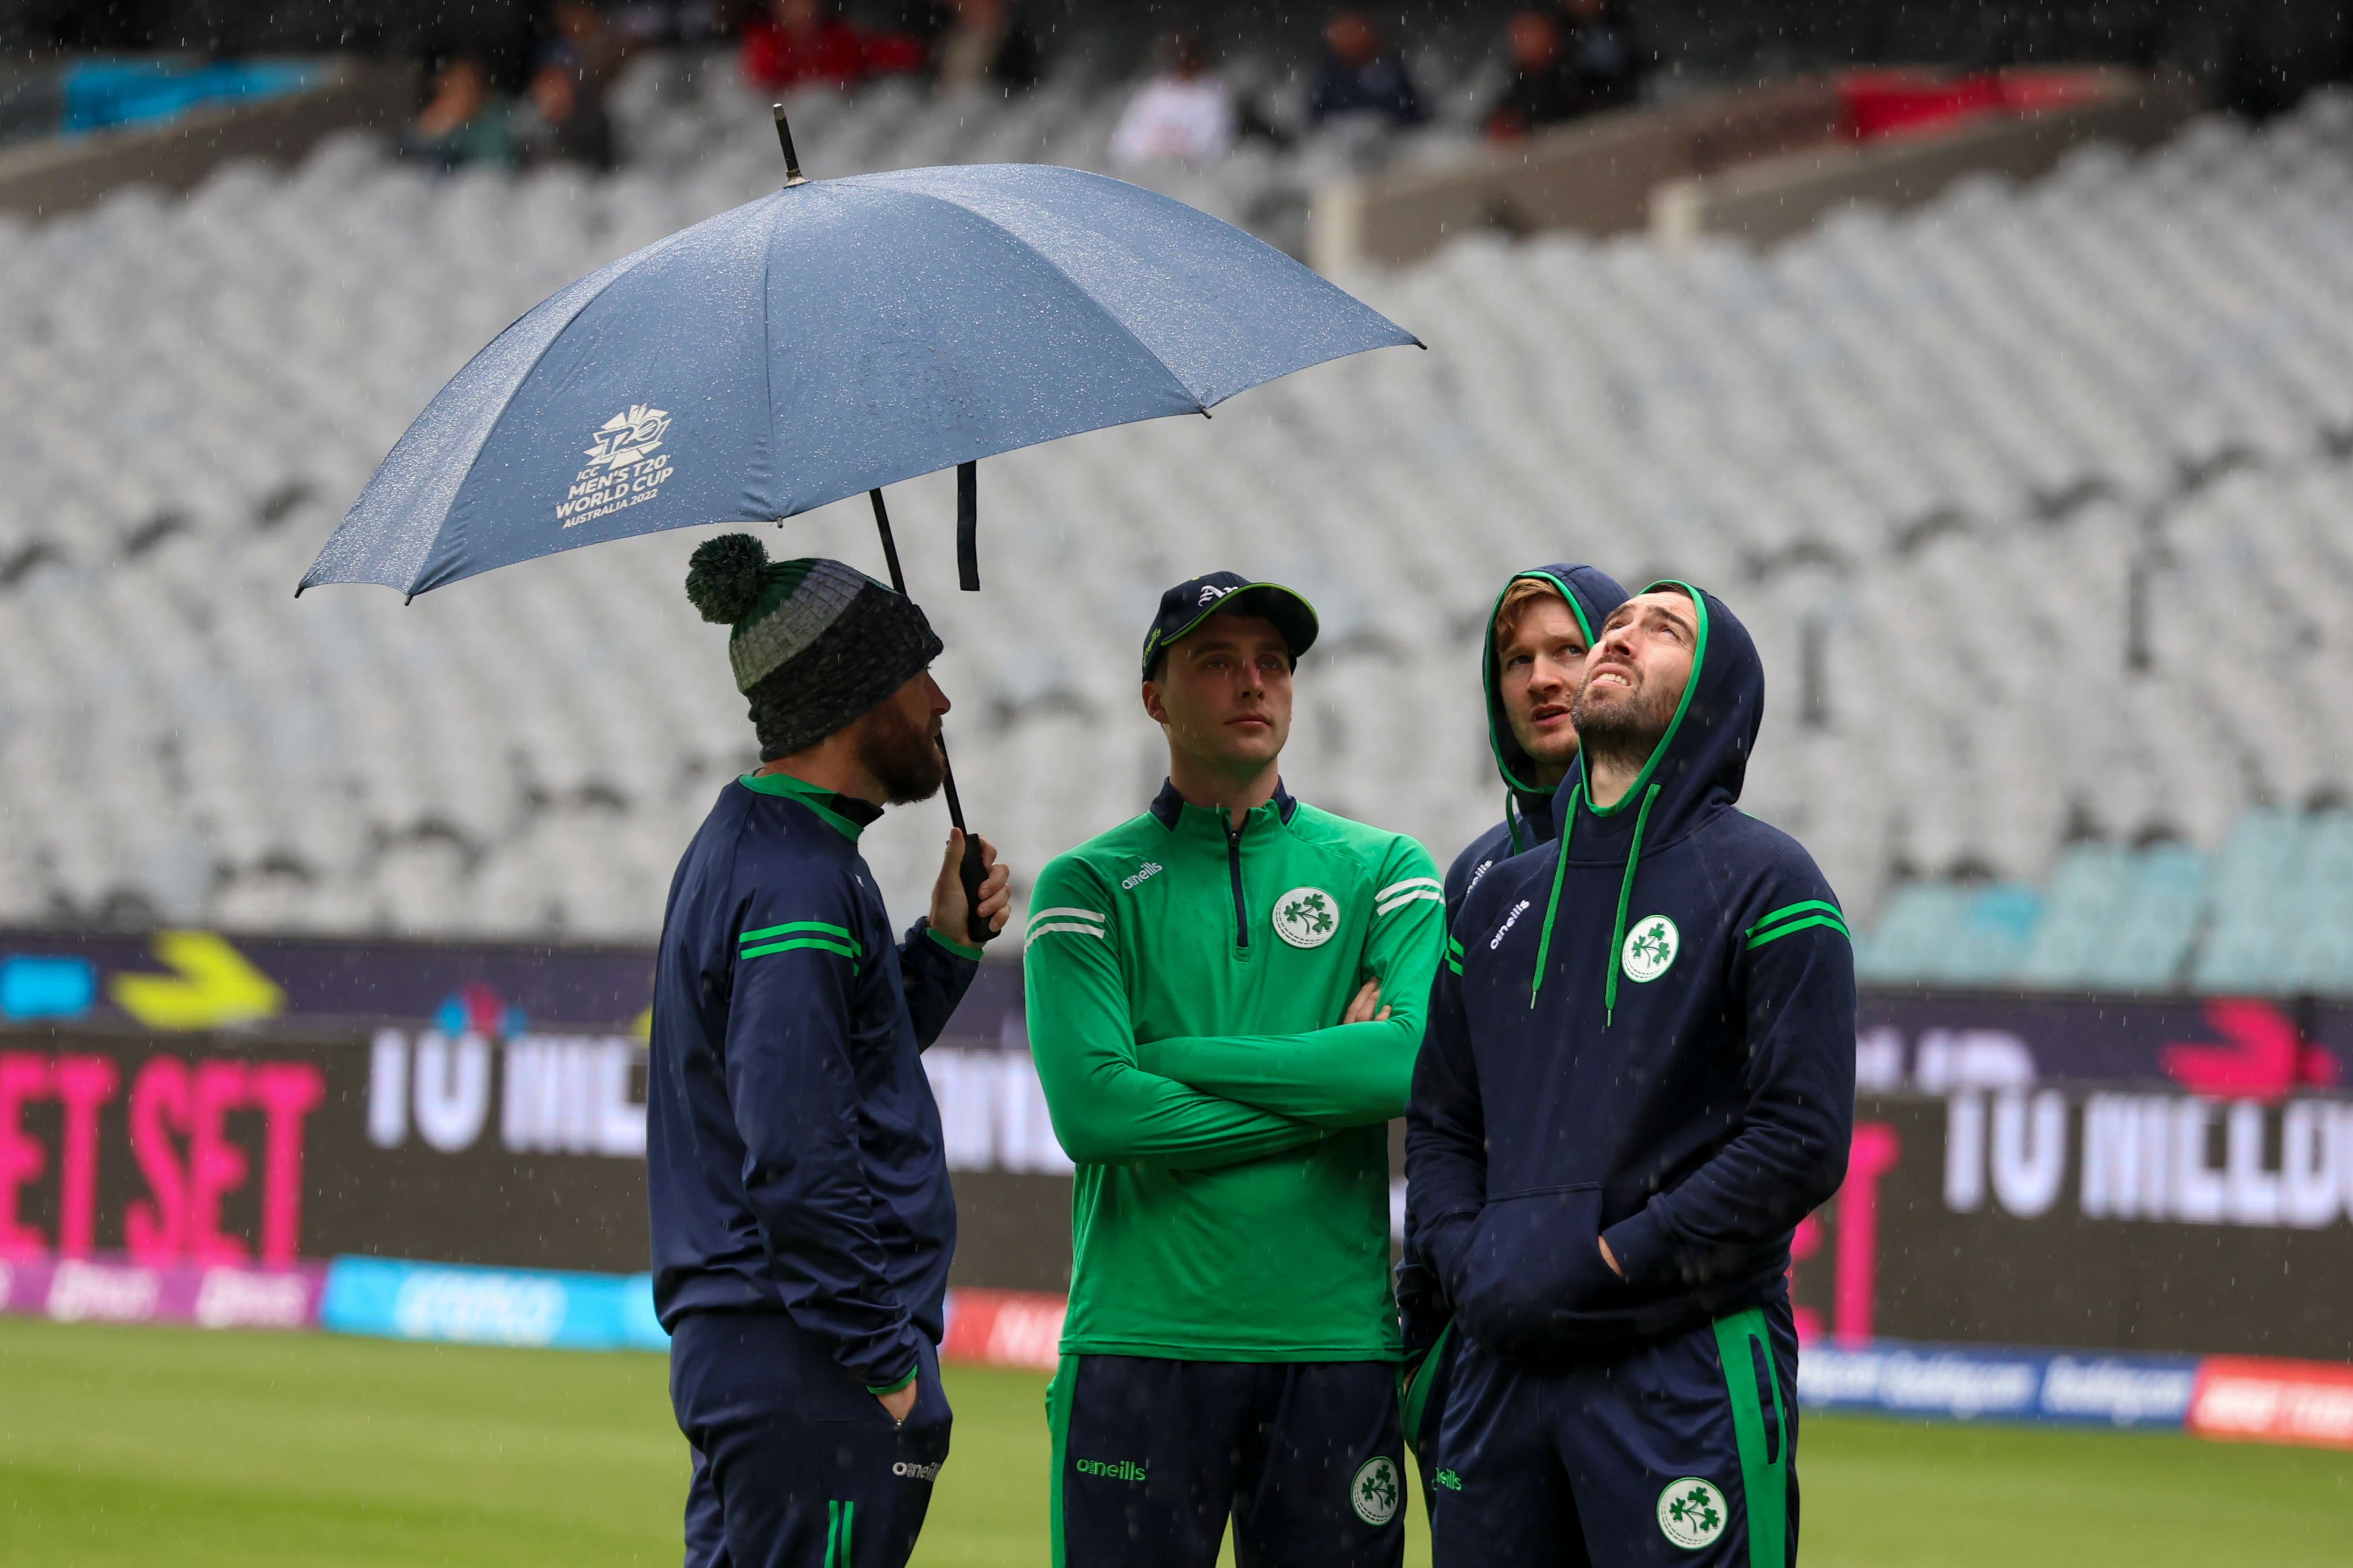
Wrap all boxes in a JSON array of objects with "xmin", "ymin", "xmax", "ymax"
[{"xmin": 1024, "ymin": 780, "xmax": 1445, "ymax": 1361}]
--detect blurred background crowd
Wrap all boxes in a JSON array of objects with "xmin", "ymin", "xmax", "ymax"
[{"xmin": 2, "ymin": 1, "xmax": 2352, "ymax": 1003}]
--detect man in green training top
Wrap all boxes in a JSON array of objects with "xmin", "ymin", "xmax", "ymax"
[{"xmin": 1025, "ymin": 571, "xmax": 1446, "ymax": 1568}]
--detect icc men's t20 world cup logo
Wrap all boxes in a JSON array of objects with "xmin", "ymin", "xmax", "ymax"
[{"xmin": 556, "ymin": 404, "xmax": 678, "ymax": 528}]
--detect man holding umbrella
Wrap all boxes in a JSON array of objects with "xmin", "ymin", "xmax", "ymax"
[
  {"xmin": 646, "ymin": 535, "xmax": 1012, "ymax": 1568},
  {"xmin": 1026, "ymin": 572, "xmax": 1446, "ymax": 1568}
]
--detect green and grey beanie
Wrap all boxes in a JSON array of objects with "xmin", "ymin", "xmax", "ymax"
[{"xmin": 685, "ymin": 534, "xmax": 943, "ymax": 761}]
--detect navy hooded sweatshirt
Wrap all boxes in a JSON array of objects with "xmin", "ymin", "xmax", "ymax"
[
  {"xmin": 1400, "ymin": 563, "xmax": 1630, "ymax": 1365},
  {"xmin": 1441, "ymin": 563, "xmax": 1631, "ymax": 926},
  {"xmin": 1406, "ymin": 582, "xmax": 1854, "ymax": 1357},
  {"xmin": 647, "ymin": 772, "xmax": 979, "ymax": 1393}
]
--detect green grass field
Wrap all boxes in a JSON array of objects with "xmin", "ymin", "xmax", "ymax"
[{"xmin": 2, "ymin": 1319, "xmax": 2347, "ymax": 1565}]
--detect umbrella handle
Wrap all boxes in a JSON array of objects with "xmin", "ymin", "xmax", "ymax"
[
  {"xmin": 937, "ymin": 739, "xmax": 993, "ymax": 947},
  {"xmin": 877, "ymin": 486, "xmax": 991, "ymax": 944},
  {"xmin": 956, "ymin": 461, "xmax": 979, "ymax": 591}
]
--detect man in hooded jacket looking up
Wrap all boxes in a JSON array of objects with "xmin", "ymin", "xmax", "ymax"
[{"xmin": 1405, "ymin": 583, "xmax": 1854, "ymax": 1567}]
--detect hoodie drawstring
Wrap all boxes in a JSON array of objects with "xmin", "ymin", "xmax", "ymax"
[
  {"xmin": 1530, "ymin": 780, "xmax": 1661, "ymax": 1022},
  {"xmin": 1505, "ymin": 788, "xmax": 1525, "ymax": 855},
  {"xmin": 1602, "ymin": 783, "xmax": 1661, "ymax": 1029},
  {"xmin": 1529, "ymin": 783, "xmax": 1580, "ymax": 1007}
]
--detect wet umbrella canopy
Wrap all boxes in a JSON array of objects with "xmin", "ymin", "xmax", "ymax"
[{"xmin": 298, "ymin": 136, "xmax": 1418, "ymax": 598}]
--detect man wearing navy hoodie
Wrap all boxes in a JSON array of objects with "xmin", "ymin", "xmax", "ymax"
[
  {"xmin": 1399, "ymin": 564, "xmax": 1626, "ymax": 1496},
  {"xmin": 1406, "ymin": 582, "xmax": 1854, "ymax": 1567},
  {"xmin": 1440, "ymin": 564, "xmax": 1631, "ymax": 925},
  {"xmin": 648, "ymin": 535, "xmax": 1013, "ymax": 1568}
]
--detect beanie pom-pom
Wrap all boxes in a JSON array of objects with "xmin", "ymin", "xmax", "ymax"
[{"xmin": 686, "ymin": 534, "xmax": 770, "ymax": 624}]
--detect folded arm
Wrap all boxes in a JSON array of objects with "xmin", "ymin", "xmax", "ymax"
[
  {"xmin": 1143, "ymin": 847, "xmax": 1447, "ymax": 1127},
  {"xmin": 1024, "ymin": 866, "xmax": 1324, "ymax": 1170}
]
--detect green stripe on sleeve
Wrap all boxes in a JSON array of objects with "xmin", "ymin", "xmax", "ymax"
[
  {"xmin": 1744, "ymin": 900, "xmax": 1843, "ymax": 938},
  {"xmin": 741, "ymin": 936, "xmax": 860, "ymax": 964},
  {"xmin": 925, "ymin": 926, "xmax": 985, "ymax": 961},
  {"xmin": 740, "ymin": 918, "xmax": 856, "ymax": 947},
  {"xmin": 1745, "ymin": 914, "xmax": 1849, "ymax": 951},
  {"xmin": 1712, "ymin": 1307, "xmax": 1789, "ymax": 1568},
  {"xmin": 867, "ymin": 1364, "xmax": 917, "ymax": 1395}
]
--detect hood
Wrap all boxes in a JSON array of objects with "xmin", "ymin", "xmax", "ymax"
[
  {"xmin": 1533, "ymin": 580, "xmax": 1764, "ymax": 1020},
  {"xmin": 1481, "ymin": 563, "xmax": 1630, "ymax": 849}
]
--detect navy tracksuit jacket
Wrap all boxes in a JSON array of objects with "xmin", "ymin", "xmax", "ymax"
[
  {"xmin": 648, "ymin": 771, "xmax": 980, "ymax": 1568},
  {"xmin": 1402, "ymin": 563, "xmax": 1630, "ymax": 1421},
  {"xmin": 1406, "ymin": 583, "xmax": 1855, "ymax": 1567}
]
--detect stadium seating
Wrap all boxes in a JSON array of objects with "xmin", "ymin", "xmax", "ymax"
[{"xmin": 2, "ymin": 58, "xmax": 2350, "ymax": 1001}]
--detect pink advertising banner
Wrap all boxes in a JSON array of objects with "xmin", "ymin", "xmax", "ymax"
[{"xmin": 0, "ymin": 1250, "xmax": 325, "ymax": 1329}]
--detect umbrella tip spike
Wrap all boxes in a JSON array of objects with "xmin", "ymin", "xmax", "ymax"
[{"xmin": 772, "ymin": 104, "xmax": 807, "ymax": 187}]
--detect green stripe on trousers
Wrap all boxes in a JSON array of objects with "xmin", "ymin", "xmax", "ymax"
[
  {"xmin": 823, "ymin": 1498, "xmax": 853, "ymax": 1567},
  {"xmin": 1711, "ymin": 1308, "xmax": 1789, "ymax": 1568},
  {"xmin": 1045, "ymin": 1357, "xmax": 1078, "ymax": 1568}
]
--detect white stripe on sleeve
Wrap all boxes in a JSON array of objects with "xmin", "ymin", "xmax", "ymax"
[
  {"xmin": 1376, "ymin": 876, "xmax": 1443, "ymax": 902},
  {"xmin": 1029, "ymin": 907, "xmax": 1106, "ymax": 926},
  {"xmin": 1024, "ymin": 921, "xmax": 1108, "ymax": 949},
  {"xmin": 1376, "ymin": 889, "xmax": 1444, "ymax": 917}
]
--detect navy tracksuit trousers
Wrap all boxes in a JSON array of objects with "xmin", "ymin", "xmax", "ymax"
[
  {"xmin": 671, "ymin": 1311, "xmax": 951, "ymax": 1568},
  {"xmin": 1047, "ymin": 1355, "xmax": 1406, "ymax": 1568},
  {"xmin": 1430, "ymin": 1299, "xmax": 1799, "ymax": 1568}
]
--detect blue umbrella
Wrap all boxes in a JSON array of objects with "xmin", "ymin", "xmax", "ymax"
[
  {"xmin": 299, "ymin": 122, "xmax": 1418, "ymax": 599},
  {"xmin": 298, "ymin": 115, "xmax": 1421, "ymax": 934}
]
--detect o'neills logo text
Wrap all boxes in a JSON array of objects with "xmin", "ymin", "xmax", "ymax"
[
  {"xmin": 892, "ymin": 1460, "xmax": 941, "ymax": 1481},
  {"xmin": 1490, "ymin": 898, "xmax": 1532, "ymax": 951},
  {"xmin": 1074, "ymin": 1458, "xmax": 1147, "ymax": 1481},
  {"xmin": 558, "ymin": 404, "xmax": 674, "ymax": 528}
]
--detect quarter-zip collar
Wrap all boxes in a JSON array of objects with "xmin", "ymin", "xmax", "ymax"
[
  {"xmin": 1147, "ymin": 777, "xmax": 1298, "ymax": 832},
  {"xmin": 738, "ymin": 770, "xmax": 884, "ymax": 842},
  {"xmin": 1147, "ymin": 777, "xmax": 1298, "ymax": 954}
]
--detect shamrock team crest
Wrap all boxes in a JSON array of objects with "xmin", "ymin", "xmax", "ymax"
[
  {"xmin": 1656, "ymin": 1476, "xmax": 1726, "ymax": 1549},
  {"xmin": 1621, "ymin": 914, "xmax": 1680, "ymax": 983},
  {"xmin": 1350, "ymin": 1456, "xmax": 1400, "ymax": 1526},
  {"xmin": 1272, "ymin": 887, "xmax": 1341, "ymax": 949}
]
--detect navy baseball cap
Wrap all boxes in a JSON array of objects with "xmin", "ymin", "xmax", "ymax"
[{"xmin": 1140, "ymin": 572, "xmax": 1319, "ymax": 679}]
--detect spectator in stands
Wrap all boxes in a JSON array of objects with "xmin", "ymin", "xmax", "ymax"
[
  {"xmin": 929, "ymin": 0, "xmax": 1041, "ymax": 94},
  {"xmin": 547, "ymin": 0, "xmax": 633, "ymax": 94},
  {"xmin": 1559, "ymin": 0, "xmax": 1645, "ymax": 114},
  {"xmin": 1108, "ymin": 30, "xmax": 1236, "ymax": 167},
  {"xmin": 1309, "ymin": 10, "xmax": 1424, "ymax": 126},
  {"xmin": 1487, "ymin": 9, "xmax": 1580, "ymax": 140},
  {"xmin": 739, "ymin": 0, "xmax": 921, "ymax": 93},
  {"xmin": 399, "ymin": 53, "xmax": 515, "ymax": 171},
  {"xmin": 517, "ymin": 54, "xmax": 617, "ymax": 169}
]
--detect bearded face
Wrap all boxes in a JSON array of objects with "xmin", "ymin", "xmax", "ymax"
[
  {"xmin": 858, "ymin": 680, "xmax": 948, "ymax": 805},
  {"xmin": 1570, "ymin": 590, "xmax": 1697, "ymax": 779}
]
